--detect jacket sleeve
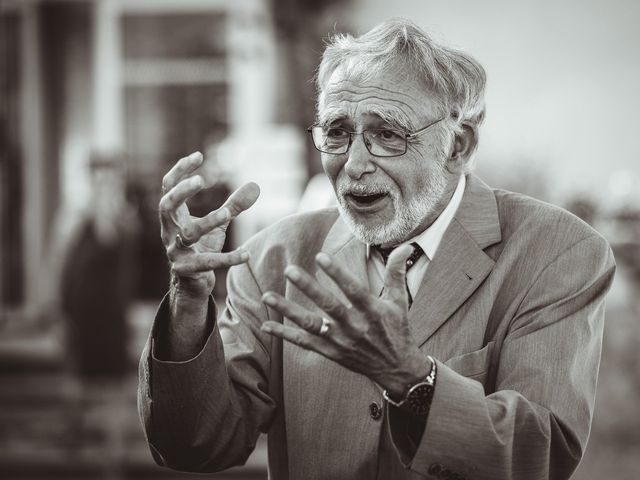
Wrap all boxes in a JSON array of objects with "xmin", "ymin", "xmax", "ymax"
[
  {"xmin": 389, "ymin": 234, "xmax": 616, "ymax": 480},
  {"xmin": 137, "ymin": 260, "xmax": 276, "ymax": 473}
]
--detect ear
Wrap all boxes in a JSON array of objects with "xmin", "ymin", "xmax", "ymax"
[{"xmin": 447, "ymin": 122, "xmax": 478, "ymax": 174}]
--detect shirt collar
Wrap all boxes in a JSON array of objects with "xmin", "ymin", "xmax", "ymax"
[{"xmin": 366, "ymin": 174, "xmax": 466, "ymax": 261}]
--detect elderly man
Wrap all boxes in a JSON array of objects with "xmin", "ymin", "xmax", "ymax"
[{"xmin": 138, "ymin": 19, "xmax": 615, "ymax": 480}]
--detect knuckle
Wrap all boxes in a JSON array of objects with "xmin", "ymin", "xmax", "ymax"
[
  {"xmin": 205, "ymin": 255, "xmax": 219, "ymax": 268},
  {"xmin": 192, "ymin": 225, "xmax": 203, "ymax": 239},
  {"xmin": 350, "ymin": 318, "xmax": 367, "ymax": 335},
  {"xmin": 183, "ymin": 224, "xmax": 198, "ymax": 239},
  {"xmin": 341, "ymin": 324, "xmax": 361, "ymax": 343},
  {"xmin": 343, "ymin": 282, "xmax": 358, "ymax": 297},
  {"xmin": 317, "ymin": 296, "xmax": 335, "ymax": 312},
  {"xmin": 225, "ymin": 200, "xmax": 243, "ymax": 217},
  {"xmin": 170, "ymin": 262, "xmax": 186, "ymax": 275},
  {"xmin": 302, "ymin": 315, "xmax": 317, "ymax": 331},
  {"xmin": 342, "ymin": 337, "xmax": 358, "ymax": 352},
  {"xmin": 158, "ymin": 196, "xmax": 172, "ymax": 214},
  {"xmin": 211, "ymin": 209, "xmax": 229, "ymax": 226}
]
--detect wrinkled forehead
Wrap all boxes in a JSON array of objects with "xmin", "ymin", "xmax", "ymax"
[{"xmin": 317, "ymin": 64, "xmax": 437, "ymax": 128}]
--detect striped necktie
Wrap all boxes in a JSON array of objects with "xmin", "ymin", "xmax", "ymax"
[{"xmin": 374, "ymin": 242, "xmax": 424, "ymax": 307}]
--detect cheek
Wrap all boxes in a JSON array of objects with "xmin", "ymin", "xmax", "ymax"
[
  {"xmin": 406, "ymin": 147, "xmax": 445, "ymax": 184},
  {"xmin": 321, "ymin": 155, "xmax": 342, "ymax": 185},
  {"xmin": 384, "ymin": 162, "xmax": 421, "ymax": 199}
]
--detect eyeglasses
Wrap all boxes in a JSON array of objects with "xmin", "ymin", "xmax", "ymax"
[{"xmin": 307, "ymin": 117, "xmax": 445, "ymax": 158}]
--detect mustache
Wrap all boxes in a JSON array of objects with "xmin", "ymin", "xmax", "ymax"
[{"xmin": 337, "ymin": 183, "xmax": 390, "ymax": 197}]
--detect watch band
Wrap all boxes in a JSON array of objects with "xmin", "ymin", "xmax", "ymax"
[{"xmin": 382, "ymin": 355, "xmax": 437, "ymax": 414}]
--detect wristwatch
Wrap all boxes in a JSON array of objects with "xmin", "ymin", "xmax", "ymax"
[{"xmin": 383, "ymin": 355, "xmax": 437, "ymax": 416}]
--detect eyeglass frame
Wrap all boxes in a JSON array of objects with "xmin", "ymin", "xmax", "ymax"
[{"xmin": 306, "ymin": 116, "xmax": 446, "ymax": 158}]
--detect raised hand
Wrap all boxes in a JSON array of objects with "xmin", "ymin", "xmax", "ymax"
[
  {"xmin": 260, "ymin": 245, "xmax": 430, "ymax": 398},
  {"xmin": 159, "ymin": 151, "xmax": 260, "ymax": 300}
]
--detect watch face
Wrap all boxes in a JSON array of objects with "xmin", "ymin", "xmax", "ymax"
[{"xmin": 407, "ymin": 383, "xmax": 433, "ymax": 416}]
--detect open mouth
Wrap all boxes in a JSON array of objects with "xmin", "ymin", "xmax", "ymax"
[{"xmin": 346, "ymin": 192, "xmax": 388, "ymax": 208}]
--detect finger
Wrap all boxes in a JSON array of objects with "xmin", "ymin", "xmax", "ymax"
[
  {"xmin": 221, "ymin": 182, "xmax": 260, "ymax": 219},
  {"xmin": 158, "ymin": 176, "xmax": 204, "ymax": 239},
  {"xmin": 381, "ymin": 244, "xmax": 414, "ymax": 303},
  {"xmin": 182, "ymin": 206, "xmax": 231, "ymax": 242},
  {"xmin": 315, "ymin": 252, "xmax": 373, "ymax": 309},
  {"xmin": 262, "ymin": 292, "xmax": 324, "ymax": 333},
  {"xmin": 171, "ymin": 249, "xmax": 250, "ymax": 274},
  {"xmin": 283, "ymin": 266, "xmax": 348, "ymax": 322},
  {"xmin": 162, "ymin": 151, "xmax": 204, "ymax": 193},
  {"xmin": 159, "ymin": 175, "xmax": 204, "ymax": 216},
  {"xmin": 261, "ymin": 321, "xmax": 323, "ymax": 351}
]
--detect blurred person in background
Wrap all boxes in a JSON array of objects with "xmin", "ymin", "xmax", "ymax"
[
  {"xmin": 59, "ymin": 152, "xmax": 138, "ymax": 378},
  {"xmin": 46, "ymin": 152, "xmax": 139, "ymax": 477},
  {"xmin": 138, "ymin": 19, "xmax": 615, "ymax": 480}
]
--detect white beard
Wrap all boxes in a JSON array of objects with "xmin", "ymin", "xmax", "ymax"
[{"xmin": 336, "ymin": 162, "xmax": 449, "ymax": 246}]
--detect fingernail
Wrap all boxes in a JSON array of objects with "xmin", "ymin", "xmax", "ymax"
[
  {"xmin": 285, "ymin": 266, "xmax": 300, "ymax": 281},
  {"xmin": 261, "ymin": 324, "xmax": 272, "ymax": 333},
  {"xmin": 262, "ymin": 293, "xmax": 275, "ymax": 305},
  {"xmin": 220, "ymin": 208, "xmax": 230, "ymax": 220},
  {"xmin": 190, "ymin": 151, "xmax": 202, "ymax": 160},
  {"xmin": 316, "ymin": 253, "xmax": 331, "ymax": 268},
  {"xmin": 239, "ymin": 249, "xmax": 250, "ymax": 261}
]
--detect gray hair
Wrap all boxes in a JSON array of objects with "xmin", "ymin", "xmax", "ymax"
[{"xmin": 316, "ymin": 18, "xmax": 487, "ymax": 168}]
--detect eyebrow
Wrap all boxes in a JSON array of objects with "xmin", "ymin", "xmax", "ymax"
[
  {"xmin": 317, "ymin": 106, "xmax": 349, "ymax": 126},
  {"xmin": 317, "ymin": 105, "xmax": 416, "ymax": 132},
  {"xmin": 367, "ymin": 105, "xmax": 416, "ymax": 132}
]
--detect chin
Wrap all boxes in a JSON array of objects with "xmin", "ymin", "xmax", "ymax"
[
  {"xmin": 337, "ymin": 202, "xmax": 413, "ymax": 246},
  {"xmin": 337, "ymin": 190, "xmax": 445, "ymax": 246}
]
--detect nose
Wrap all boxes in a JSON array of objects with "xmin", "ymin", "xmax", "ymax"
[{"xmin": 344, "ymin": 134, "xmax": 376, "ymax": 180}]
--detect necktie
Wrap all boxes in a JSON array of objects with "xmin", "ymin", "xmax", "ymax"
[{"xmin": 374, "ymin": 242, "xmax": 424, "ymax": 307}]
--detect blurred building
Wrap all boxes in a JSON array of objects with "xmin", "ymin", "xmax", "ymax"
[
  {"xmin": 2, "ymin": 0, "xmax": 304, "ymax": 314},
  {"xmin": 0, "ymin": 0, "xmax": 351, "ymax": 477}
]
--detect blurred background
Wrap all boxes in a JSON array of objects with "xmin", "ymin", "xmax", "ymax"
[{"xmin": 1, "ymin": 0, "xmax": 639, "ymax": 478}]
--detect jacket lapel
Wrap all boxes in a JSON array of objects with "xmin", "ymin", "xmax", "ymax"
[
  {"xmin": 409, "ymin": 175, "xmax": 501, "ymax": 346},
  {"xmin": 315, "ymin": 217, "xmax": 369, "ymax": 307}
]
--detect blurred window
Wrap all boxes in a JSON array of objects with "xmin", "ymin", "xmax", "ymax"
[{"xmin": 122, "ymin": 13, "xmax": 226, "ymax": 59}]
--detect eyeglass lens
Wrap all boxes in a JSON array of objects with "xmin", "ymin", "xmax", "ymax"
[{"xmin": 311, "ymin": 127, "xmax": 407, "ymax": 157}]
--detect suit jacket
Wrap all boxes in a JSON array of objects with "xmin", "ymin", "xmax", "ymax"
[{"xmin": 138, "ymin": 175, "xmax": 615, "ymax": 480}]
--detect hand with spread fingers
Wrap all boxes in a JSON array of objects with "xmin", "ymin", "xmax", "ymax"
[
  {"xmin": 260, "ymin": 244, "xmax": 430, "ymax": 399},
  {"xmin": 159, "ymin": 151, "xmax": 260, "ymax": 301}
]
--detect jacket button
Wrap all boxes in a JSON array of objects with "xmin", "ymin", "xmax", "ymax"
[{"xmin": 369, "ymin": 401, "xmax": 382, "ymax": 420}]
